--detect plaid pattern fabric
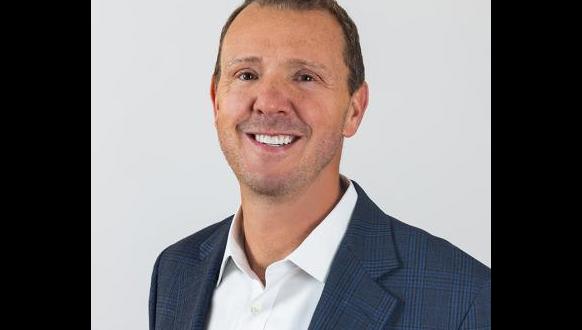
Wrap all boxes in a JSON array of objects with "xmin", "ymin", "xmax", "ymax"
[{"xmin": 149, "ymin": 180, "xmax": 491, "ymax": 329}]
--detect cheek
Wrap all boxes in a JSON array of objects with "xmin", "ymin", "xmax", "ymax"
[
  {"xmin": 217, "ymin": 89, "xmax": 254, "ymax": 123},
  {"xmin": 299, "ymin": 98, "xmax": 347, "ymax": 132}
]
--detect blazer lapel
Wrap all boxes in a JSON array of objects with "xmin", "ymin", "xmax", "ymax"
[
  {"xmin": 173, "ymin": 217, "xmax": 232, "ymax": 330},
  {"xmin": 308, "ymin": 180, "xmax": 402, "ymax": 330}
]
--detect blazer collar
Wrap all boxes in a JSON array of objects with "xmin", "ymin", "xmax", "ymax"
[
  {"xmin": 341, "ymin": 179, "xmax": 401, "ymax": 279},
  {"xmin": 175, "ymin": 217, "xmax": 231, "ymax": 330},
  {"xmin": 184, "ymin": 179, "xmax": 402, "ymax": 330},
  {"xmin": 307, "ymin": 179, "xmax": 402, "ymax": 329}
]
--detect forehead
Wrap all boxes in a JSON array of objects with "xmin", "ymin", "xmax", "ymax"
[{"xmin": 221, "ymin": 4, "xmax": 346, "ymax": 70}]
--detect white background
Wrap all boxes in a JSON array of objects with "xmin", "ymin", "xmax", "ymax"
[{"xmin": 91, "ymin": 0, "xmax": 490, "ymax": 328}]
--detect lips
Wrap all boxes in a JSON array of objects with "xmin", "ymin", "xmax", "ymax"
[
  {"xmin": 254, "ymin": 134, "xmax": 296, "ymax": 146},
  {"xmin": 245, "ymin": 133, "xmax": 301, "ymax": 153},
  {"xmin": 245, "ymin": 131, "xmax": 304, "ymax": 138}
]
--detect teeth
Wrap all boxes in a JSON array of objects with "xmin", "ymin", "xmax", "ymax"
[{"xmin": 254, "ymin": 134, "xmax": 296, "ymax": 146}]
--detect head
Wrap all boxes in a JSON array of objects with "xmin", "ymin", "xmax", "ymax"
[
  {"xmin": 213, "ymin": 0, "xmax": 365, "ymax": 96},
  {"xmin": 210, "ymin": 0, "xmax": 368, "ymax": 199}
]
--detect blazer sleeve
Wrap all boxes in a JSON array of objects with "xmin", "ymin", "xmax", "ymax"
[
  {"xmin": 458, "ymin": 279, "xmax": 491, "ymax": 329},
  {"xmin": 149, "ymin": 253, "xmax": 162, "ymax": 330}
]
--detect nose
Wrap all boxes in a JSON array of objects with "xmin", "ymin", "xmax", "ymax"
[{"xmin": 252, "ymin": 78, "xmax": 293, "ymax": 116}]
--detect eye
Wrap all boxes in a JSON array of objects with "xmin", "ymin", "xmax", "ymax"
[
  {"xmin": 296, "ymin": 74, "xmax": 316, "ymax": 82},
  {"xmin": 237, "ymin": 71, "xmax": 258, "ymax": 81}
]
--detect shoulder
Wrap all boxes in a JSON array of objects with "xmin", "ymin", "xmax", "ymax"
[
  {"xmin": 351, "ymin": 179, "xmax": 489, "ymax": 288},
  {"xmin": 383, "ymin": 213, "xmax": 491, "ymax": 326},
  {"xmin": 154, "ymin": 217, "xmax": 232, "ymax": 272},
  {"xmin": 389, "ymin": 214, "xmax": 490, "ymax": 285},
  {"xmin": 379, "ymin": 214, "xmax": 490, "ymax": 327},
  {"xmin": 350, "ymin": 180, "xmax": 491, "ymax": 327}
]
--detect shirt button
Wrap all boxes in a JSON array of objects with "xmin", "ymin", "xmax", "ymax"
[{"xmin": 250, "ymin": 303, "xmax": 262, "ymax": 315}]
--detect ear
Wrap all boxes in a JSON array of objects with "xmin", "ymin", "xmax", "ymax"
[
  {"xmin": 210, "ymin": 76, "xmax": 219, "ymax": 126},
  {"xmin": 343, "ymin": 81, "xmax": 369, "ymax": 137}
]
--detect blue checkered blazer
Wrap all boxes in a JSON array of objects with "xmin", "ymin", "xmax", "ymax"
[{"xmin": 149, "ymin": 180, "xmax": 491, "ymax": 329}]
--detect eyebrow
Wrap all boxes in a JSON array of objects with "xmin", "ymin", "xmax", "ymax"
[
  {"xmin": 225, "ymin": 56, "xmax": 262, "ymax": 69},
  {"xmin": 225, "ymin": 56, "xmax": 330, "ymax": 74},
  {"xmin": 287, "ymin": 58, "xmax": 330, "ymax": 74}
]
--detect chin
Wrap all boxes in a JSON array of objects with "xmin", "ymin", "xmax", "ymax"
[{"xmin": 240, "ymin": 170, "xmax": 308, "ymax": 198}]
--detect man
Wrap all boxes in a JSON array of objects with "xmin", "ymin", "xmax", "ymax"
[{"xmin": 149, "ymin": 0, "xmax": 491, "ymax": 329}]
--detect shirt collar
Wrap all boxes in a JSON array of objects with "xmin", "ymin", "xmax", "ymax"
[{"xmin": 215, "ymin": 174, "xmax": 358, "ymax": 287}]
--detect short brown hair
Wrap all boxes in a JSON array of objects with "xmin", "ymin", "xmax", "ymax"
[{"xmin": 212, "ymin": 0, "xmax": 365, "ymax": 95}]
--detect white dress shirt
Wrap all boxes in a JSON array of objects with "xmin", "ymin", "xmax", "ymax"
[{"xmin": 206, "ymin": 175, "xmax": 358, "ymax": 330}]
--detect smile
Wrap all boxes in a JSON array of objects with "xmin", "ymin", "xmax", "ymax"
[
  {"xmin": 254, "ymin": 134, "xmax": 296, "ymax": 146},
  {"xmin": 245, "ymin": 133, "xmax": 302, "ymax": 152}
]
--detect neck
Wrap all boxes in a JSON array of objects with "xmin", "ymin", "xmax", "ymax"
[{"xmin": 238, "ymin": 170, "xmax": 348, "ymax": 285}]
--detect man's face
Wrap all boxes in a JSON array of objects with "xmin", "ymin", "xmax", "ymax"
[{"xmin": 211, "ymin": 4, "xmax": 367, "ymax": 197}]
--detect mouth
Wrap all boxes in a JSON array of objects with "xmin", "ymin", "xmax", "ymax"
[{"xmin": 244, "ymin": 132, "xmax": 302, "ymax": 153}]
